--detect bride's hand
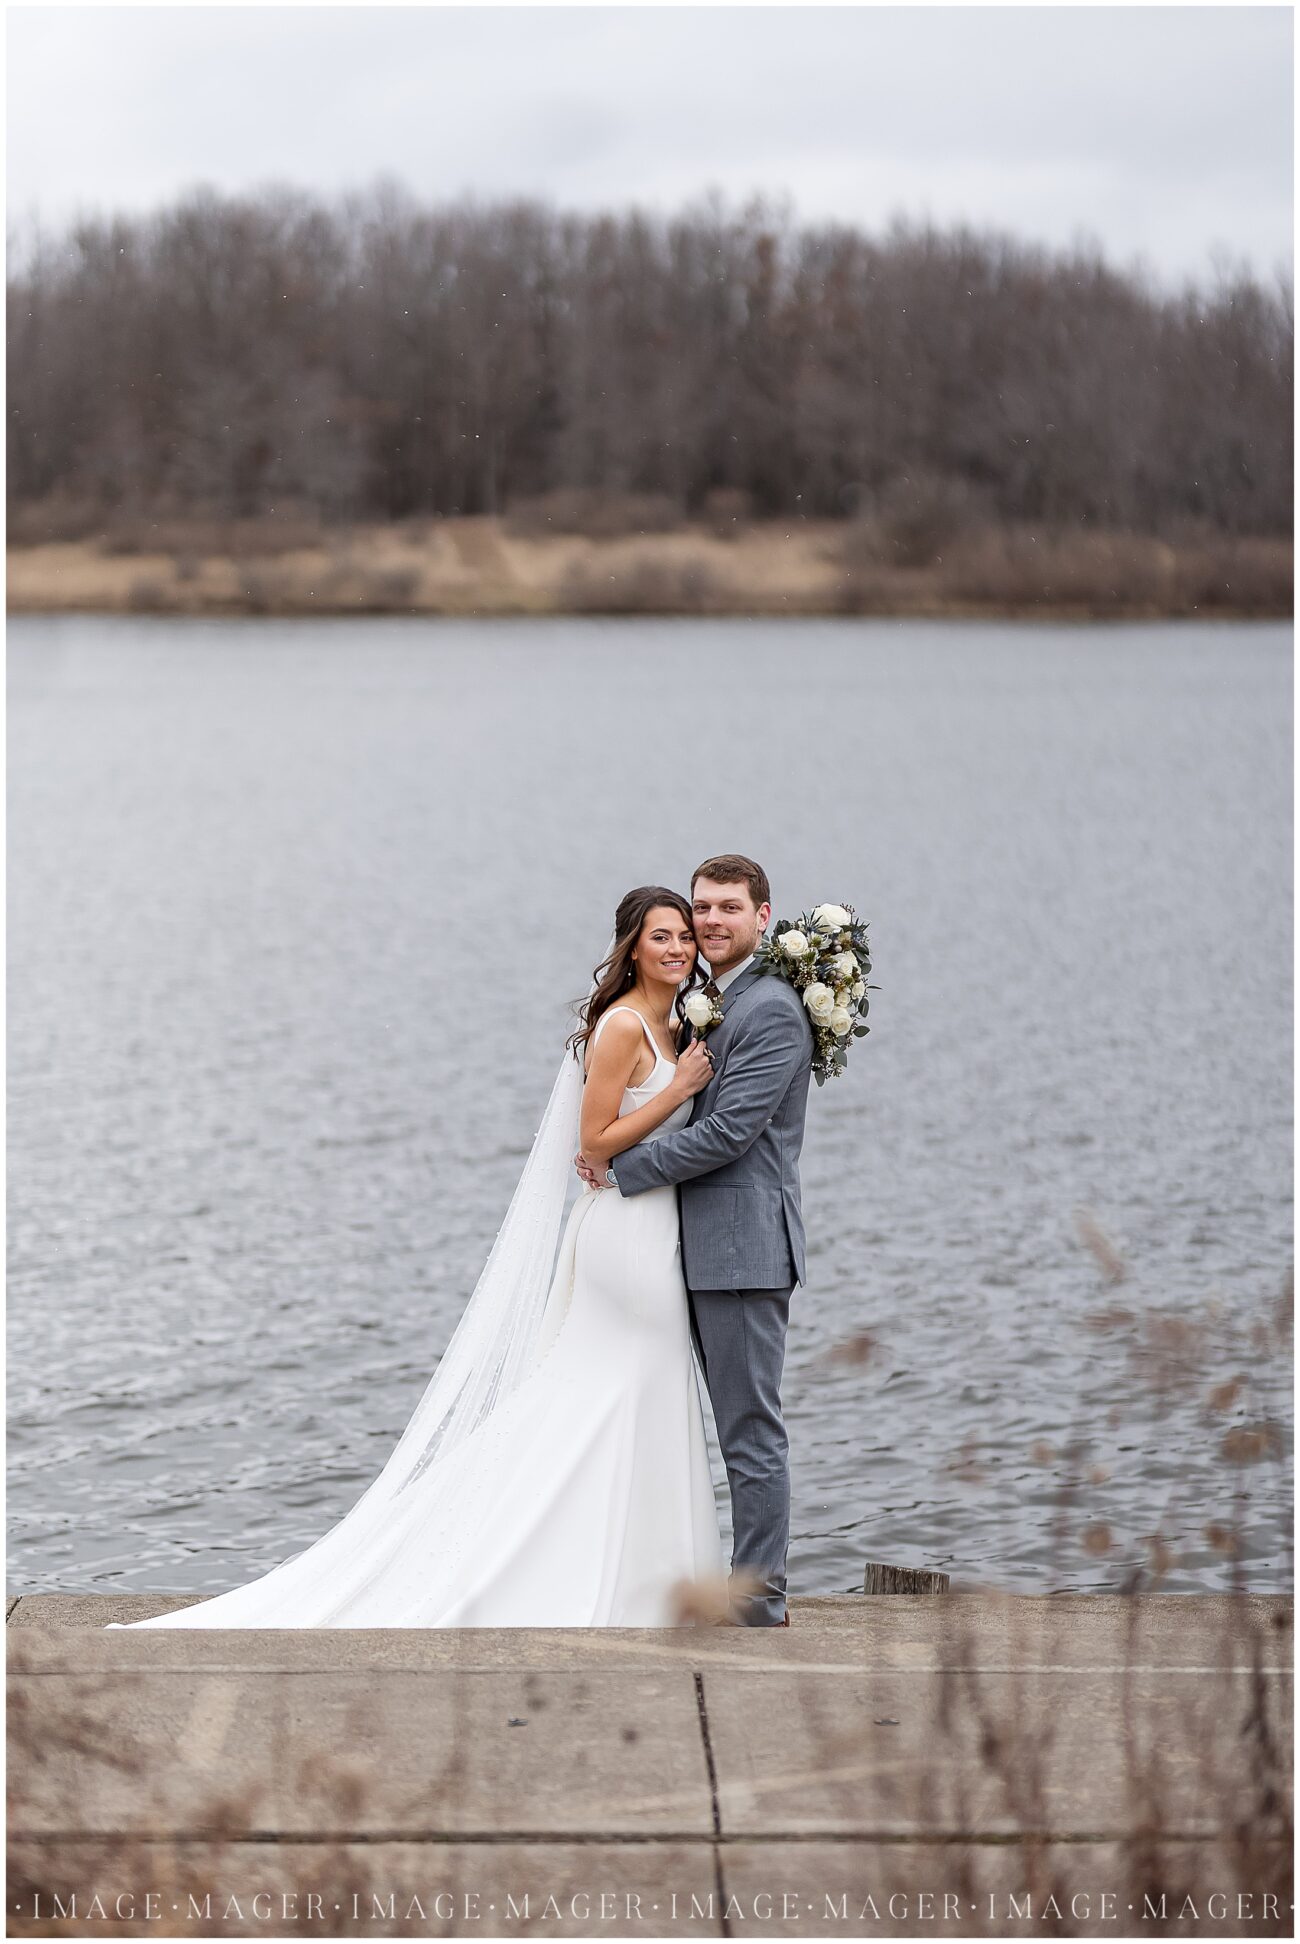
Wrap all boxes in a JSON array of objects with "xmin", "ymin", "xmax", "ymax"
[{"xmin": 672, "ymin": 1038, "xmax": 714, "ymax": 1099}]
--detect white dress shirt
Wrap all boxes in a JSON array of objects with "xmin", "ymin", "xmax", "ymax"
[{"xmin": 710, "ymin": 952, "xmax": 755, "ymax": 994}]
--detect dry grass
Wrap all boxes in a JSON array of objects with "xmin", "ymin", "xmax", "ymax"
[
  {"xmin": 934, "ymin": 1232, "xmax": 1293, "ymax": 1597},
  {"xmin": 502, "ymin": 488, "xmax": 683, "ymax": 541},
  {"xmin": 813, "ymin": 1253, "xmax": 1294, "ymax": 1936},
  {"xmin": 7, "ymin": 1672, "xmax": 416, "ymax": 1938},
  {"xmin": 556, "ymin": 546, "xmax": 732, "ymax": 614},
  {"xmin": 907, "ymin": 1592, "xmax": 1293, "ymax": 1936},
  {"xmin": 7, "ymin": 514, "xmax": 1291, "ymax": 620},
  {"xmin": 667, "ymin": 1567, "xmax": 766, "ymax": 1627},
  {"xmin": 101, "ymin": 513, "xmax": 328, "ymax": 560},
  {"xmin": 932, "ymin": 523, "xmax": 1292, "ymax": 616},
  {"xmin": 934, "ymin": 524, "xmax": 1174, "ymax": 613}
]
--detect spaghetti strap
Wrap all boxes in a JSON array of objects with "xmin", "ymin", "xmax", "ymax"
[{"xmin": 591, "ymin": 1006, "xmax": 662, "ymax": 1061}]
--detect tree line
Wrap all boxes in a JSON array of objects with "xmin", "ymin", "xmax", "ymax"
[{"xmin": 7, "ymin": 183, "xmax": 1292, "ymax": 536}]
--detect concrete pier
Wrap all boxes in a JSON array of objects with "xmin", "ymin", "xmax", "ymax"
[{"xmin": 7, "ymin": 1592, "xmax": 1293, "ymax": 1938}]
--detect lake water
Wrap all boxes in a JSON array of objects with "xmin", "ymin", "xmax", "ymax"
[{"xmin": 8, "ymin": 614, "xmax": 1293, "ymax": 1598}]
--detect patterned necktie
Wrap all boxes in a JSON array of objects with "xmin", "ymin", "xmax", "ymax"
[{"xmin": 702, "ymin": 977, "xmax": 723, "ymax": 1004}]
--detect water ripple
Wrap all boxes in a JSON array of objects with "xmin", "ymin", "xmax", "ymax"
[{"xmin": 8, "ymin": 614, "xmax": 1292, "ymax": 1597}]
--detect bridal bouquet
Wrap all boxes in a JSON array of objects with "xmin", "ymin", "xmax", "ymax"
[{"xmin": 753, "ymin": 902, "xmax": 875, "ymax": 1085}]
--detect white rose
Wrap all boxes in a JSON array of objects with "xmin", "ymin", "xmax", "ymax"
[
  {"xmin": 834, "ymin": 987, "xmax": 850, "ymax": 1009},
  {"xmin": 830, "ymin": 1006, "xmax": 853, "ymax": 1036},
  {"xmin": 779, "ymin": 929, "xmax": 810, "ymax": 959},
  {"xmin": 851, "ymin": 979, "xmax": 865, "ymax": 1000},
  {"xmin": 812, "ymin": 903, "xmax": 852, "ymax": 930},
  {"xmin": 834, "ymin": 950, "xmax": 857, "ymax": 980},
  {"xmin": 803, "ymin": 981, "xmax": 835, "ymax": 1024},
  {"xmin": 683, "ymin": 991, "xmax": 715, "ymax": 1030}
]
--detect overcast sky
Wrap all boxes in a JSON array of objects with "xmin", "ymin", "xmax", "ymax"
[{"xmin": 7, "ymin": 4, "xmax": 1293, "ymax": 291}]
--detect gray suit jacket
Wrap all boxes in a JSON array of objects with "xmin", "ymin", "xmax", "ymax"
[{"xmin": 611, "ymin": 965, "xmax": 814, "ymax": 1291}]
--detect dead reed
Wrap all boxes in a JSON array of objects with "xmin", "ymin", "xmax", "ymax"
[{"xmin": 9, "ymin": 512, "xmax": 1290, "ymax": 619}]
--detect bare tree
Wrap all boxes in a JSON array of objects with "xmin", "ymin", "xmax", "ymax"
[{"xmin": 7, "ymin": 185, "xmax": 1291, "ymax": 537}]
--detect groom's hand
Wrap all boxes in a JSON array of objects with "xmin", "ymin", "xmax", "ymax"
[{"xmin": 574, "ymin": 1151, "xmax": 606, "ymax": 1190}]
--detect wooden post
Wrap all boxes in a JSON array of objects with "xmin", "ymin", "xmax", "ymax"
[{"xmin": 863, "ymin": 1562, "xmax": 950, "ymax": 1594}]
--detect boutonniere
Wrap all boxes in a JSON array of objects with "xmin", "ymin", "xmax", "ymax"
[{"xmin": 682, "ymin": 987, "xmax": 725, "ymax": 1041}]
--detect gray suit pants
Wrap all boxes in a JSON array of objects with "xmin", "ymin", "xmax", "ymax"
[{"xmin": 688, "ymin": 1284, "xmax": 793, "ymax": 1627}]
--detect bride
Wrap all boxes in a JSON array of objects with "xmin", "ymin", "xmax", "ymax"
[{"xmin": 106, "ymin": 886, "xmax": 726, "ymax": 1629}]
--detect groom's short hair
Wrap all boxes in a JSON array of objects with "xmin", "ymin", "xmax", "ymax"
[{"xmin": 692, "ymin": 854, "xmax": 771, "ymax": 909}]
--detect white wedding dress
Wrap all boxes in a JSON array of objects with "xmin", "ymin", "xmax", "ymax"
[{"xmin": 106, "ymin": 1007, "xmax": 724, "ymax": 1629}]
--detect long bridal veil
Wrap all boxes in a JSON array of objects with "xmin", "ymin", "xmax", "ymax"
[
  {"xmin": 381, "ymin": 1039, "xmax": 586, "ymax": 1497},
  {"xmin": 268, "ymin": 951, "xmax": 607, "ymax": 1535},
  {"xmin": 313, "ymin": 1042, "xmax": 594, "ymax": 1553}
]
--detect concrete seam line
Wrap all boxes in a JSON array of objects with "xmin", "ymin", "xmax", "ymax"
[{"xmin": 692, "ymin": 1669, "xmax": 730, "ymax": 1940}]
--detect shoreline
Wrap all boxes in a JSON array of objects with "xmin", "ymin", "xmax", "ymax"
[{"xmin": 7, "ymin": 516, "xmax": 1292, "ymax": 623}]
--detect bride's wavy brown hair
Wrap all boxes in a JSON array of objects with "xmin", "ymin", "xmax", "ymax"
[{"xmin": 568, "ymin": 886, "xmax": 704, "ymax": 1061}]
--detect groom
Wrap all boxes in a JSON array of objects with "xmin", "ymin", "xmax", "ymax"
[{"xmin": 580, "ymin": 853, "xmax": 814, "ymax": 1627}]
